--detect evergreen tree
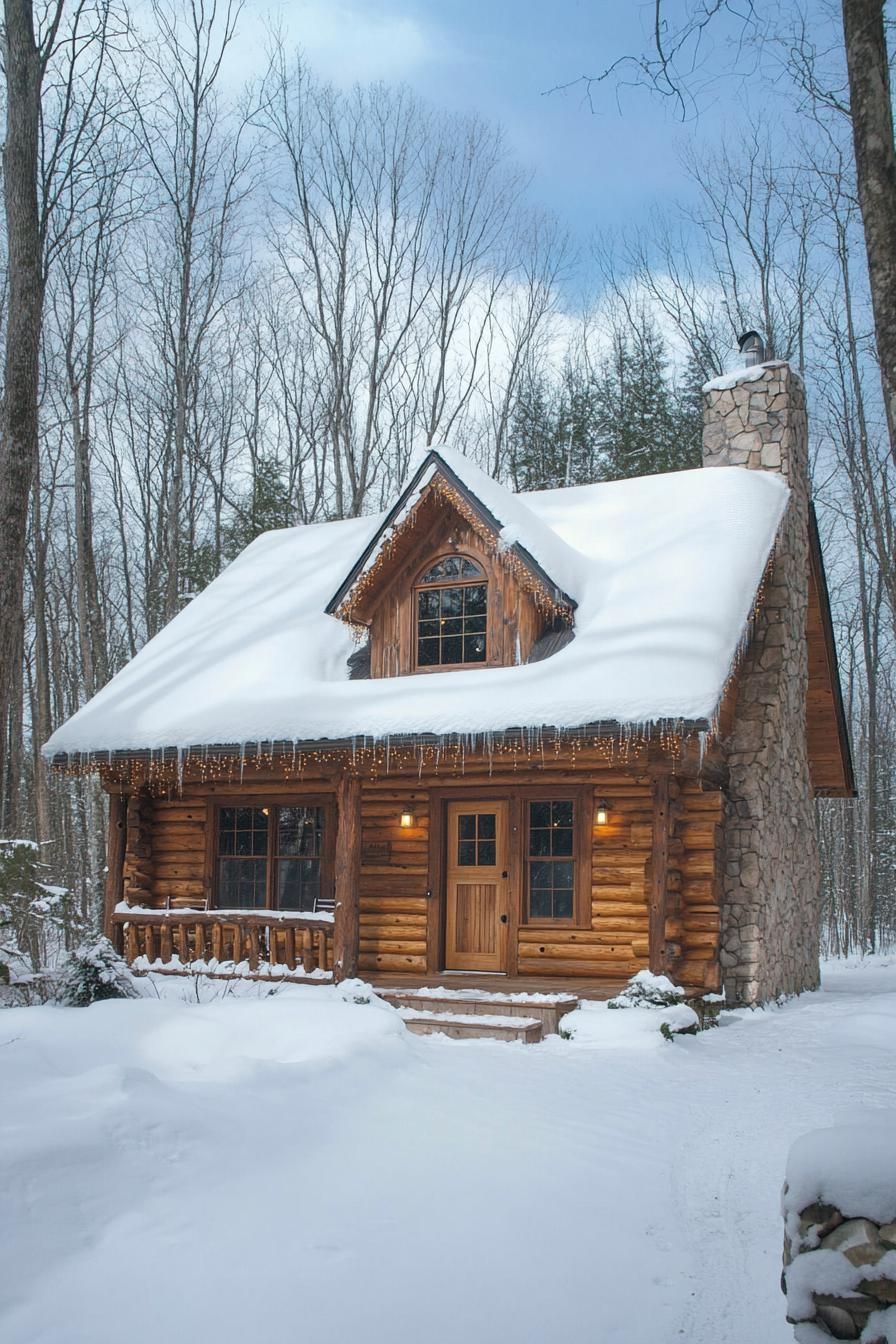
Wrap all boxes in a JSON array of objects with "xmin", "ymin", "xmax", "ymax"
[
  {"xmin": 508, "ymin": 315, "xmax": 703, "ymax": 491},
  {"xmin": 179, "ymin": 457, "xmax": 294, "ymax": 601},
  {"xmin": 0, "ymin": 839, "xmax": 77, "ymax": 980},
  {"xmin": 57, "ymin": 936, "xmax": 142, "ymax": 1006},
  {"xmin": 222, "ymin": 457, "xmax": 294, "ymax": 559},
  {"xmin": 592, "ymin": 321, "xmax": 702, "ymax": 480}
]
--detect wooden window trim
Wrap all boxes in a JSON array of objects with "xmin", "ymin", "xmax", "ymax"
[
  {"xmin": 207, "ymin": 797, "xmax": 336, "ymax": 912},
  {"xmin": 519, "ymin": 785, "xmax": 592, "ymax": 930},
  {"xmin": 412, "ymin": 550, "xmax": 490, "ymax": 674}
]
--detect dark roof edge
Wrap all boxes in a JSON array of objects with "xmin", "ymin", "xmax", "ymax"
[
  {"xmin": 324, "ymin": 449, "xmax": 577, "ymax": 616},
  {"xmin": 47, "ymin": 716, "xmax": 714, "ymax": 768},
  {"xmin": 808, "ymin": 503, "xmax": 857, "ymax": 798}
]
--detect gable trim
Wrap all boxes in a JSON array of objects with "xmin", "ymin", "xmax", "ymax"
[{"xmin": 325, "ymin": 450, "xmax": 577, "ymax": 620}]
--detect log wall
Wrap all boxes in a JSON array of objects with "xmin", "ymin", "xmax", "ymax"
[
  {"xmin": 358, "ymin": 784, "xmax": 430, "ymax": 975},
  {"xmin": 114, "ymin": 758, "xmax": 724, "ymax": 989}
]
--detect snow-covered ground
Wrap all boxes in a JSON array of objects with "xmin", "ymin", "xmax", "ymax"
[{"xmin": 2, "ymin": 957, "xmax": 894, "ymax": 1344}]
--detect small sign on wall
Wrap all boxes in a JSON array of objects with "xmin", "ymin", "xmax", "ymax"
[{"xmin": 362, "ymin": 840, "xmax": 392, "ymax": 866}]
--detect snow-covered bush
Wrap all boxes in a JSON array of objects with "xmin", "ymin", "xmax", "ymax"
[
  {"xmin": 56, "ymin": 937, "xmax": 143, "ymax": 1007},
  {"xmin": 1, "ymin": 838, "xmax": 77, "ymax": 984},
  {"xmin": 608, "ymin": 970, "xmax": 686, "ymax": 1010}
]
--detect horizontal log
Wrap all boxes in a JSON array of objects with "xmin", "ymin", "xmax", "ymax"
[
  {"xmin": 517, "ymin": 956, "xmax": 639, "ymax": 978},
  {"xmin": 682, "ymin": 914, "xmax": 720, "ymax": 933},
  {"xmin": 152, "ymin": 821, "xmax": 206, "ymax": 842},
  {"xmin": 359, "ymin": 912, "xmax": 427, "ymax": 929},
  {"xmin": 679, "ymin": 823, "xmax": 722, "ymax": 850},
  {"xmin": 680, "ymin": 790, "xmax": 725, "ymax": 815},
  {"xmin": 680, "ymin": 852, "xmax": 717, "ymax": 878},
  {"xmin": 359, "ymin": 896, "xmax": 429, "ymax": 915},
  {"xmin": 681, "ymin": 881, "xmax": 718, "ymax": 903},
  {"xmin": 358, "ymin": 952, "xmax": 427, "ymax": 971},
  {"xmin": 681, "ymin": 931, "xmax": 720, "ymax": 950},
  {"xmin": 519, "ymin": 927, "xmax": 643, "ymax": 946},
  {"xmin": 594, "ymin": 864, "xmax": 650, "ymax": 883},
  {"xmin": 152, "ymin": 805, "xmax": 207, "ymax": 824},
  {"xmin": 359, "ymin": 940, "xmax": 427, "ymax": 956},
  {"xmin": 590, "ymin": 900, "xmax": 648, "ymax": 918},
  {"xmin": 516, "ymin": 940, "xmax": 641, "ymax": 961},
  {"xmin": 676, "ymin": 957, "xmax": 719, "ymax": 990},
  {"xmin": 591, "ymin": 884, "xmax": 647, "ymax": 901},
  {"xmin": 590, "ymin": 916, "xmax": 651, "ymax": 935},
  {"xmin": 151, "ymin": 880, "xmax": 207, "ymax": 898},
  {"xmin": 357, "ymin": 864, "xmax": 428, "ymax": 878}
]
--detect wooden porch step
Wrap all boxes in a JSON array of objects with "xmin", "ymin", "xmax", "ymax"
[
  {"xmin": 398, "ymin": 1008, "xmax": 543, "ymax": 1044},
  {"xmin": 378, "ymin": 987, "xmax": 578, "ymax": 1036}
]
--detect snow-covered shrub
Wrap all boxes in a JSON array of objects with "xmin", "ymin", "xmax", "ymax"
[
  {"xmin": 659, "ymin": 1006, "xmax": 700, "ymax": 1039},
  {"xmin": 608, "ymin": 970, "xmax": 686, "ymax": 1010},
  {"xmin": 56, "ymin": 937, "xmax": 142, "ymax": 1007},
  {"xmin": 1, "ymin": 839, "xmax": 77, "ymax": 984}
]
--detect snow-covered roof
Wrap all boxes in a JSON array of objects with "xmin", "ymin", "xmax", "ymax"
[{"xmin": 44, "ymin": 462, "xmax": 789, "ymax": 759}]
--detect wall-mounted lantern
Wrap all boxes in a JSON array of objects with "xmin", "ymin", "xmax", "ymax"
[
  {"xmin": 595, "ymin": 801, "xmax": 611, "ymax": 827},
  {"xmin": 399, "ymin": 810, "xmax": 416, "ymax": 829}
]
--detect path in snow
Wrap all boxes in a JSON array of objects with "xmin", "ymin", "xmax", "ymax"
[{"xmin": 1, "ymin": 958, "xmax": 894, "ymax": 1344}]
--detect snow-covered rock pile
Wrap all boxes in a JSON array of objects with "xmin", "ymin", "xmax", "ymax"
[{"xmin": 782, "ymin": 1123, "xmax": 896, "ymax": 1342}]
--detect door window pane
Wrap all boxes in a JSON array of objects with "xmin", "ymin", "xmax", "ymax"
[{"xmin": 456, "ymin": 812, "xmax": 499, "ymax": 866}]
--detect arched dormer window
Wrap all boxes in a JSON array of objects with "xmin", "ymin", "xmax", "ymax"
[{"xmin": 415, "ymin": 555, "xmax": 487, "ymax": 669}]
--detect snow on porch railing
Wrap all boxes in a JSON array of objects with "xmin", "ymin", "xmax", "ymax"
[{"xmin": 111, "ymin": 908, "xmax": 334, "ymax": 980}]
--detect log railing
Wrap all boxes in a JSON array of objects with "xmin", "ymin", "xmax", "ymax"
[{"xmin": 112, "ymin": 909, "xmax": 334, "ymax": 979}]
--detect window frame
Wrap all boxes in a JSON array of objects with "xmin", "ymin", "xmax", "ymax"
[
  {"xmin": 520, "ymin": 785, "xmax": 593, "ymax": 930},
  {"xmin": 412, "ymin": 552, "xmax": 489, "ymax": 673},
  {"xmin": 208, "ymin": 797, "xmax": 336, "ymax": 913}
]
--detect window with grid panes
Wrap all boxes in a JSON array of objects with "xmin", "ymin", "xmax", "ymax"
[
  {"xmin": 415, "ymin": 555, "xmax": 487, "ymax": 667},
  {"xmin": 216, "ymin": 805, "xmax": 328, "ymax": 911},
  {"xmin": 526, "ymin": 800, "xmax": 575, "ymax": 920}
]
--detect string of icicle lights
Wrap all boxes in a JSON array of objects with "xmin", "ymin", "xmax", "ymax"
[{"xmin": 58, "ymin": 724, "xmax": 700, "ymax": 797}]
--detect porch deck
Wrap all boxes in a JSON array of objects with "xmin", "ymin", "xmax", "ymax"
[{"xmin": 366, "ymin": 970, "xmax": 630, "ymax": 1002}]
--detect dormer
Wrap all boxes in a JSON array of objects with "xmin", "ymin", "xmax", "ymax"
[{"xmin": 326, "ymin": 448, "xmax": 578, "ymax": 679}]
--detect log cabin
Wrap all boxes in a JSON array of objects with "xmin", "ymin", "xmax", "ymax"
[{"xmin": 45, "ymin": 358, "xmax": 854, "ymax": 1009}]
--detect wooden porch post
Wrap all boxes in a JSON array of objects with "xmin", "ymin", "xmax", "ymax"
[
  {"xmin": 648, "ymin": 771, "xmax": 671, "ymax": 975},
  {"xmin": 104, "ymin": 792, "xmax": 127, "ymax": 946},
  {"xmin": 333, "ymin": 773, "xmax": 361, "ymax": 982}
]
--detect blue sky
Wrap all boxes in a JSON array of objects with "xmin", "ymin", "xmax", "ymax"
[{"xmin": 255, "ymin": 0, "xmax": 749, "ymax": 247}]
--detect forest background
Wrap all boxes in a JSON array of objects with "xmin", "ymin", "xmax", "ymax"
[{"xmin": 0, "ymin": 0, "xmax": 892, "ymax": 974}]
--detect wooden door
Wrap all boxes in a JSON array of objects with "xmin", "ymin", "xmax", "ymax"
[{"xmin": 445, "ymin": 801, "xmax": 509, "ymax": 972}]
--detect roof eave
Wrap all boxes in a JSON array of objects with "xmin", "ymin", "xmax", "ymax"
[{"xmin": 47, "ymin": 716, "xmax": 715, "ymax": 770}]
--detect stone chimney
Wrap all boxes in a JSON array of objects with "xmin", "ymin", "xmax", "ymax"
[{"xmin": 702, "ymin": 361, "xmax": 820, "ymax": 1005}]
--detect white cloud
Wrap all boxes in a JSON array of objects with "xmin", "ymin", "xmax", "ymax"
[{"xmin": 263, "ymin": 1, "xmax": 437, "ymax": 85}]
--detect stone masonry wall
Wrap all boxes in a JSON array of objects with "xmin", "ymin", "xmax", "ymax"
[{"xmin": 703, "ymin": 362, "xmax": 821, "ymax": 1004}]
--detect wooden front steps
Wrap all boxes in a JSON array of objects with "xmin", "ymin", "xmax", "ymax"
[
  {"xmin": 399, "ymin": 1009, "xmax": 544, "ymax": 1043},
  {"xmin": 378, "ymin": 987, "xmax": 580, "ymax": 1042}
]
